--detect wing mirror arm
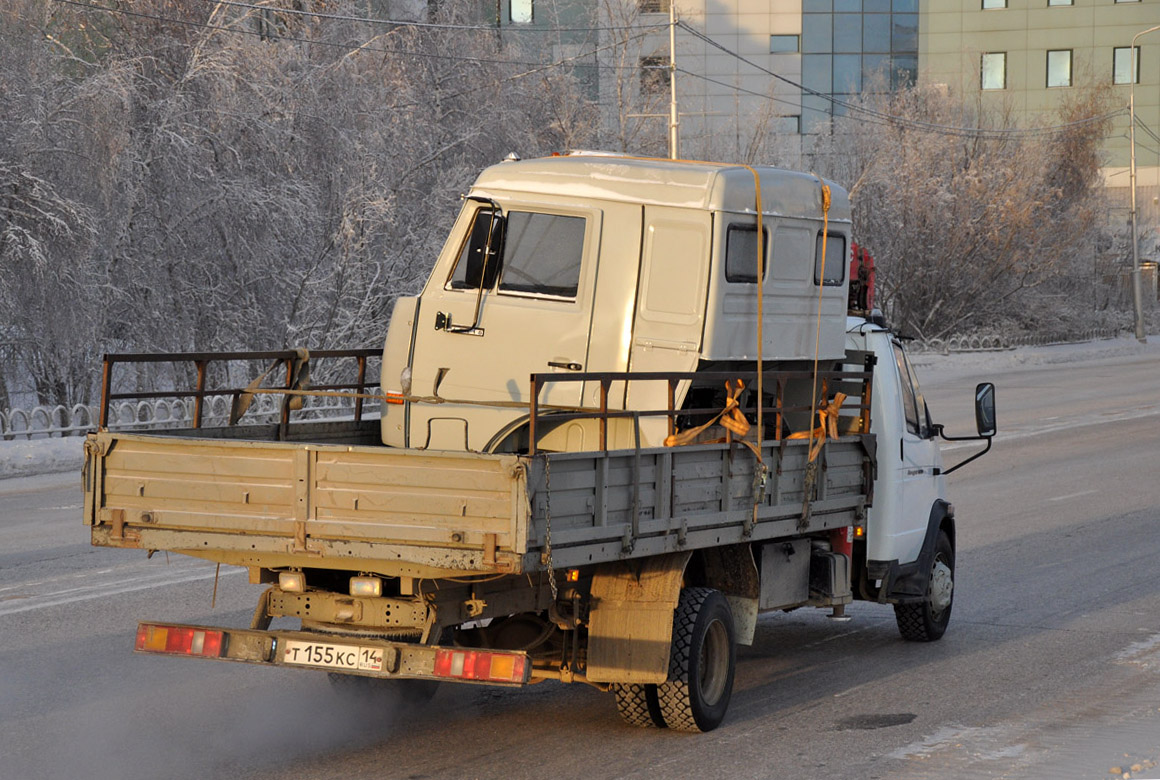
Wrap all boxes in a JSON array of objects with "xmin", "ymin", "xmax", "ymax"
[
  {"xmin": 932, "ymin": 382, "xmax": 996, "ymax": 476},
  {"xmin": 932, "ymin": 429, "xmax": 992, "ymax": 476},
  {"xmin": 463, "ymin": 196, "xmax": 505, "ymax": 333}
]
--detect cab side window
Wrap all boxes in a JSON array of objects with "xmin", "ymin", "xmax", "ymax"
[
  {"xmin": 892, "ymin": 341, "xmax": 929, "ymax": 437},
  {"xmin": 892, "ymin": 341, "xmax": 920, "ymax": 436},
  {"xmin": 498, "ymin": 212, "xmax": 586, "ymax": 298}
]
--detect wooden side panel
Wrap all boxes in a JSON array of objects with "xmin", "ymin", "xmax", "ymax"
[
  {"xmin": 92, "ymin": 433, "xmax": 528, "ymax": 562},
  {"xmin": 524, "ymin": 437, "xmax": 873, "ymax": 569}
]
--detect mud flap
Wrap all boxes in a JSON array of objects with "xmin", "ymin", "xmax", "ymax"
[
  {"xmin": 877, "ymin": 500, "xmax": 954, "ymax": 604},
  {"xmin": 585, "ymin": 551, "xmax": 692, "ymax": 684}
]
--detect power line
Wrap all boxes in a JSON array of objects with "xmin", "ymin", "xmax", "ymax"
[
  {"xmin": 676, "ymin": 20, "xmax": 1127, "ymax": 140},
  {"xmin": 49, "ymin": 0, "xmax": 649, "ymax": 72},
  {"xmin": 675, "ymin": 68, "xmax": 814, "ymax": 116},
  {"xmin": 193, "ymin": 0, "xmax": 666, "ymax": 35},
  {"xmin": 1134, "ymin": 114, "xmax": 1160, "ymax": 148}
]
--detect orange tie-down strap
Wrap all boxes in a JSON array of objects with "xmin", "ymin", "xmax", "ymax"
[
  {"xmin": 787, "ymin": 391, "xmax": 848, "ymax": 463},
  {"xmin": 663, "ymin": 379, "xmax": 762, "ymax": 460}
]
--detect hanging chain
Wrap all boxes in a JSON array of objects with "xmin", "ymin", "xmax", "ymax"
[{"xmin": 543, "ymin": 456, "xmax": 558, "ymax": 603}]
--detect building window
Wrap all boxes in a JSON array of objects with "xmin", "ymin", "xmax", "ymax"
[
  {"xmin": 1114, "ymin": 46, "xmax": 1140, "ymax": 85},
  {"xmin": 770, "ymin": 35, "xmax": 800, "ymax": 53},
  {"xmin": 1047, "ymin": 0, "xmax": 1072, "ymax": 5},
  {"xmin": 638, "ymin": 0, "xmax": 671, "ymax": 12},
  {"xmin": 834, "ymin": 14, "xmax": 862, "ymax": 53},
  {"xmin": 1047, "ymin": 50, "xmax": 1072, "ymax": 87},
  {"xmin": 510, "ymin": 0, "xmax": 532, "ymax": 23},
  {"xmin": 1114, "ymin": 0, "xmax": 1141, "ymax": 3},
  {"xmin": 982, "ymin": 52, "xmax": 1006, "ymax": 90},
  {"xmin": 639, "ymin": 55, "xmax": 670, "ymax": 96},
  {"xmin": 776, "ymin": 115, "xmax": 802, "ymax": 133},
  {"xmin": 863, "ymin": 14, "xmax": 890, "ymax": 52},
  {"xmin": 982, "ymin": 0, "xmax": 1006, "ymax": 8}
]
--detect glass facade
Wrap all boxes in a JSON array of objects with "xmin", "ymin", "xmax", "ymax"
[
  {"xmin": 770, "ymin": 34, "xmax": 800, "ymax": 53},
  {"xmin": 800, "ymin": 0, "xmax": 919, "ymax": 131}
]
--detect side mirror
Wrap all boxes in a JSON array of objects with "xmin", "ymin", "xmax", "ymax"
[
  {"xmin": 975, "ymin": 382, "xmax": 996, "ymax": 438},
  {"xmin": 934, "ymin": 381, "xmax": 996, "ymax": 475}
]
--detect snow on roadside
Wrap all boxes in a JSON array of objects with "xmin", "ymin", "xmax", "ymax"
[
  {"xmin": 909, "ymin": 333, "xmax": 1160, "ymax": 380},
  {"xmin": 0, "ymin": 436, "xmax": 86, "ymax": 480},
  {"xmin": 2, "ymin": 334, "xmax": 1158, "ymax": 481}
]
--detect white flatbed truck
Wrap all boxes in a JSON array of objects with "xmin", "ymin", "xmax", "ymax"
[{"xmin": 83, "ymin": 154, "xmax": 994, "ymax": 731}]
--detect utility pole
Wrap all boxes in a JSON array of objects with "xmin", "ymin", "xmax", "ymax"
[
  {"xmin": 668, "ymin": 1, "xmax": 679, "ymax": 159},
  {"xmin": 1128, "ymin": 25, "xmax": 1159, "ymax": 344}
]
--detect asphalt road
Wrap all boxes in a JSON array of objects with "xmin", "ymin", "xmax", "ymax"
[{"xmin": 2, "ymin": 339, "xmax": 1160, "ymax": 780}]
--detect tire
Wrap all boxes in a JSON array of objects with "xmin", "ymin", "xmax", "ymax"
[
  {"xmin": 894, "ymin": 529, "xmax": 954, "ymax": 642},
  {"xmin": 657, "ymin": 587, "xmax": 737, "ymax": 733},
  {"xmin": 327, "ymin": 672, "xmax": 439, "ymax": 707},
  {"xmin": 612, "ymin": 683, "xmax": 666, "ymax": 728}
]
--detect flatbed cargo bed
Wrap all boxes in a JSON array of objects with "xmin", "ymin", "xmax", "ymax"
[{"xmin": 84, "ymin": 427, "xmax": 874, "ymax": 578}]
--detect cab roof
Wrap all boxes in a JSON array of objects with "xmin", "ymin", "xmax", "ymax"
[{"xmin": 471, "ymin": 154, "xmax": 851, "ymax": 223}]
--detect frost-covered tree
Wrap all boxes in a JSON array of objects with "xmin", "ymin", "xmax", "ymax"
[
  {"xmin": 812, "ymin": 82, "xmax": 1119, "ymax": 341},
  {"xmin": 0, "ymin": 0, "xmax": 597, "ymax": 406}
]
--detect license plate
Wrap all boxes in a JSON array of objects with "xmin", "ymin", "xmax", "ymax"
[{"xmin": 281, "ymin": 639, "xmax": 385, "ymax": 672}]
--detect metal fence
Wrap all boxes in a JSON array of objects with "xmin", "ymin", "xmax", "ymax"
[
  {"xmin": 1, "ymin": 392, "xmax": 381, "ymax": 440},
  {"xmin": 0, "ymin": 327, "xmax": 1137, "ymax": 439},
  {"xmin": 906, "ymin": 327, "xmax": 1128, "ymax": 354}
]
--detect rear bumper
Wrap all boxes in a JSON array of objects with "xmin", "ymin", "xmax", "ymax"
[{"xmin": 134, "ymin": 622, "xmax": 531, "ymax": 686}]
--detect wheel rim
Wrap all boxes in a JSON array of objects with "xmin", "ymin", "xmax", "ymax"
[
  {"xmin": 697, "ymin": 619, "xmax": 730, "ymax": 706},
  {"xmin": 929, "ymin": 559, "xmax": 953, "ymax": 617}
]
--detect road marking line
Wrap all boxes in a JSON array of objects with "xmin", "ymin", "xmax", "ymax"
[
  {"xmin": 1048, "ymin": 489, "xmax": 1098, "ymax": 502},
  {"xmin": 0, "ymin": 568, "xmax": 245, "ymax": 617}
]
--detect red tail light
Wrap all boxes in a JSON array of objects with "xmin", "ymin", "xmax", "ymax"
[
  {"xmin": 432, "ymin": 649, "xmax": 528, "ymax": 683},
  {"xmin": 136, "ymin": 624, "xmax": 224, "ymax": 658}
]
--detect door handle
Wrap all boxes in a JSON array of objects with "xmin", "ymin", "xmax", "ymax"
[{"xmin": 548, "ymin": 361, "xmax": 583, "ymax": 371}]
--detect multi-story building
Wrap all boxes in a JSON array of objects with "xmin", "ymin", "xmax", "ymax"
[
  {"xmin": 486, "ymin": 0, "xmax": 1156, "ymax": 202},
  {"xmin": 920, "ymin": 0, "xmax": 1160, "ymax": 213}
]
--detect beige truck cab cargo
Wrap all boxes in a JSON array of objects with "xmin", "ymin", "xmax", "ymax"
[{"xmin": 84, "ymin": 153, "xmax": 994, "ymax": 733}]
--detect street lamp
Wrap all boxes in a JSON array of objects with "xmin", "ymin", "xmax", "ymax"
[{"xmin": 1128, "ymin": 25, "xmax": 1160, "ymax": 344}]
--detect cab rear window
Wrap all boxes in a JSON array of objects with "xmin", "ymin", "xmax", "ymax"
[{"xmin": 725, "ymin": 224, "xmax": 768, "ymax": 283}]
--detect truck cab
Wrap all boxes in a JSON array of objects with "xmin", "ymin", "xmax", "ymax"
[
  {"xmin": 846, "ymin": 314, "xmax": 995, "ymax": 640},
  {"xmin": 380, "ymin": 154, "xmax": 851, "ymax": 453}
]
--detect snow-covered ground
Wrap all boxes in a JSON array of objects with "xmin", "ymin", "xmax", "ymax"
[
  {"xmin": 3, "ymin": 333, "xmax": 1158, "ymax": 481},
  {"xmin": 0, "ymin": 436, "xmax": 86, "ymax": 480},
  {"xmin": 909, "ymin": 332, "xmax": 1160, "ymax": 382}
]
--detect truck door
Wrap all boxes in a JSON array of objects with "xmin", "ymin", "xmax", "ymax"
[
  {"xmin": 626, "ymin": 205, "xmax": 712, "ymax": 444},
  {"xmin": 408, "ymin": 200, "xmax": 601, "ymax": 451},
  {"xmin": 890, "ymin": 339, "xmax": 943, "ymax": 564}
]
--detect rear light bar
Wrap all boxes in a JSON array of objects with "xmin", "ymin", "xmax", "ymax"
[
  {"xmin": 432, "ymin": 649, "xmax": 529, "ymax": 683},
  {"xmin": 136, "ymin": 624, "xmax": 224, "ymax": 658}
]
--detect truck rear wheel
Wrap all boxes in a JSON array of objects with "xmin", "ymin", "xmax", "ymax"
[
  {"xmin": 612, "ymin": 683, "xmax": 666, "ymax": 727},
  {"xmin": 894, "ymin": 529, "xmax": 954, "ymax": 642},
  {"xmin": 657, "ymin": 587, "xmax": 736, "ymax": 732}
]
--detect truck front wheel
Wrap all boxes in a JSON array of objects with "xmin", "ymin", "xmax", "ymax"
[
  {"xmin": 894, "ymin": 529, "xmax": 954, "ymax": 642},
  {"xmin": 657, "ymin": 587, "xmax": 736, "ymax": 732}
]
